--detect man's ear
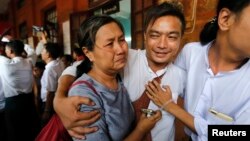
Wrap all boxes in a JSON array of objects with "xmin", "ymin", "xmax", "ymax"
[
  {"xmin": 218, "ymin": 8, "xmax": 235, "ymax": 31},
  {"xmin": 82, "ymin": 47, "xmax": 94, "ymax": 62}
]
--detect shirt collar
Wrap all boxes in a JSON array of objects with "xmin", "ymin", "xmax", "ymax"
[{"xmin": 45, "ymin": 60, "xmax": 57, "ymax": 68}]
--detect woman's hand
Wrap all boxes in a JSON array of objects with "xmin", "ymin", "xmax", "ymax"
[
  {"xmin": 124, "ymin": 110, "xmax": 162, "ymax": 141},
  {"xmin": 136, "ymin": 110, "xmax": 162, "ymax": 134},
  {"xmin": 145, "ymin": 80, "xmax": 173, "ymax": 110}
]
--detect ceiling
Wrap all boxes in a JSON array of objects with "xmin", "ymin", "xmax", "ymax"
[{"xmin": 0, "ymin": 0, "xmax": 11, "ymax": 14}]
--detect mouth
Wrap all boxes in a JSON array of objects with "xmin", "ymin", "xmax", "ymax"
[
  {"xmin": 115, "ymin": 57, "xmax": 127, "ymax": 63},
  {"xmin": 154, "ymin": 50, "xmax": 171, "ymax": 57}
]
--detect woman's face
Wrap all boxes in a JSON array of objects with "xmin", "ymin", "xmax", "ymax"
[
  {"xmin": 227, "ymin": 5, "xmax": 250, "ymax": 58},
  {"xmin": 86, "ymin": 22, "xmax": 128, "ymax": 74}
]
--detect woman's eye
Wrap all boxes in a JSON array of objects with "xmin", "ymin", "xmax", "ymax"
[
  {"xmin": 105, "ymin": 43, "xmax": 113, "ymax": 47},
  {"xmin": 119, "ymin": 38, "xmax": 125, "ymax": 43}
]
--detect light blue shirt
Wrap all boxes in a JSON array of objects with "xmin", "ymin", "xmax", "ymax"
[
  {"xmin": 69, "ymin": 74, "xmax": 135, "ymax": 141},
  {"xmin": 175, "ymin": 42, "xmax": 250, "ymax": 141}
]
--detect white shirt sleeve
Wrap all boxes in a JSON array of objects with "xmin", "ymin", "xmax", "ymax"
[
  {"xmin": 24, "ymin": 44, "xmax": 37, "ymax": 65},
  {"xmin": 35, "ymin": 41, "xmax": 44, "ymax": 55},
  {"xmin": 61, "ymin": 65, "xmax": 77, "ymax": 77}
]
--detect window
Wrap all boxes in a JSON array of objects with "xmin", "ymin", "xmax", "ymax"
[
  {"xmin": 44, "ymin": 7, "xmax": 58, "ymax": 43},
  {"xmin": 19, "ymin": 22, "xmax": 28, "ymax": 43},
  {"xmin": 131, "ymin": 0, "xmax": 155, "ymax": 49}
]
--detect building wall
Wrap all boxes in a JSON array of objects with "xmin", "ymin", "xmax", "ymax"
[
  {"xmin": 181, "ymin": 0, "xmax": 217, "ymax": 45},
  {"xmin": 8, "ymin": 0, "xmax": 217, "ymax": 48},
  {"xmin": 8, "ymin": 0, "xmax": 88, "ymax": 45}
]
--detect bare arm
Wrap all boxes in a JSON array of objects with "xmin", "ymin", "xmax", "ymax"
[
  {"xmin": 53, "ymin": 74, "xmax": 101, "ymax": 139},
  {"xmin": 124, "ymin": 110, "xmax": 162, "ymax": 141},
  {"xmin": 145, "ymin": 80, "xmax": 196, "ymax": 133}
]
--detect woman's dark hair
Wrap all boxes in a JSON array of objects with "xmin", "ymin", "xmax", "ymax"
[
  {"xmin": 144, "ymin": 2, "xmax": 186, "ymax": 35},
  {"xmin": 62, "ymin": 54, "xmax": 73, "ymax": 64},
  {"xmin": 6, "ymin": 39, "xmax": 25, "ymax": 56},
  {"xmin": 76, "ymin": 15, "xmax": 124, "ymax": 78},
  {"xmin": 73, "ymin": 47, "xmax": 84, "ymax": 56},
  {"xmin": 200, "ymin": 0, "xmax": 250, "ymax": 45}
]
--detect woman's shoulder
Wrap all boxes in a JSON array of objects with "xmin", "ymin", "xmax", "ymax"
[{"xmin": 69, "ymin": 74, "xmax": 97, "ymax": 95}]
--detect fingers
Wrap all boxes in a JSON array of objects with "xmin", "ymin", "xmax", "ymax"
[
  {"xmin": 68, "ymin": 129, "xmax": 86, "ymax": 140},
  {"xmin": 73, "ymin": 96, "xmax": 96, "ymax": 106},
  {"xmin": 165, "ymin": 85, "xmax": 172, "ymax": 94},
  {"xmin": 152, "ymin": 80, "xmax": 162, "ymax": 91},
  {"xmin": 68, "ymin": 126, "xmax": 99, "ymax": 140},
  {"xmin": 153, "ymin": 110, "xmax": 162, "ymax": 121},
  {"xmin": 147, "ymin": 81, "xmax": 158, "ymax": 93},
  {"xmin": 145, "ymin": 80, "xmax": 164, "ymax": 96},
  {"xmin": 146, "ymin": 91, "xmax": 154, "ymax": 100},
  {"xmin": 145, "ymin": 85, "xmax": 155, "ymax": 97},
  {"xmin": 73, "ymin": 110, "xmax": 101, "ymax": 127}
]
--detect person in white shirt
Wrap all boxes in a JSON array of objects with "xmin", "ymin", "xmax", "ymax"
[
  {"xmin": 2, "ymin": 35, "xmax": 37, "ymax": 65},
  {"xmin": 53, "ymin": 2, "xmax": 186, "ymax": 141},
  {"xmin": 0, "ymin": 73, "xmax": 6, "ymax": 141},
  {"xmin": 145, "ymin": 0, "xmax": 250, "ymax": 141},
  {"xmin": 40, "ymin": 42, "xmax": 64, "ymax": 126},
  {"xmin": 35, "ymin": 30, "xmax": 49, "ymax": 56},
  {"xmin": 24, "ymin": 43, "xmax": 37, "ymax": 65},
  {"xmin": 60, "ymin": 47, "xmax": 85, "ymax": 82},
  {"xmin": 0, "ymin": 39, "xmax": 40, "ymax": 141}
]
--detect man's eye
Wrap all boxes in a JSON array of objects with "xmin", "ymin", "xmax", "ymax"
[
  {"xmin": 149, "ymin": 34, "xmax": 159, "ymax": 38},
  {"xmin": 168, "ymin": 35, "xmax": 179, "ymax": 41}
]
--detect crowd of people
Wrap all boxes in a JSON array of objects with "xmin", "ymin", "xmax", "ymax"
[
  {"xmin": 0, "ymin": 31, "xmax": 85, "ymax": 140},
  {"xmin": 1, "ymin": 0, "xmax": 250, "ymax": 141}
]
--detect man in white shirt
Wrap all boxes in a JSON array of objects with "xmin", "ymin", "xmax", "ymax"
[
  {"xmin": 40, "ymin": 42, "xmax": 64, "ymax": 126},
  {"xmin": 0, "ymin": 39, "xmax": 40, "ymax": 141},
  {"xmin": 2, "ymin": 35, "xmax": 37, "ymax": 65},
  {"xmin": 0, "ymin": 71, "xmax": 6, "ymax": 141}
]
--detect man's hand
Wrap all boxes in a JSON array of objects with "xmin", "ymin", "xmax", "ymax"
[{"xmin": 54, "ymin": 95, "xmax": 101, "ymax": 139}]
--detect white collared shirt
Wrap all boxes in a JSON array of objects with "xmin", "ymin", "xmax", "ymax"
[
  {"xmin": 175, "ymin": 42, "xmax": 250, "ymax": 141},
  {"xmin": 41, "ymin": 60, "xmax": 64, "ymax": 102},
  {"xmin": 123, "ymin": 49, "xmax": 186, "ymax": 141},
  {"xmin": 0, "ymin": 56, "xmax": 33, "ymax": 98}
]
